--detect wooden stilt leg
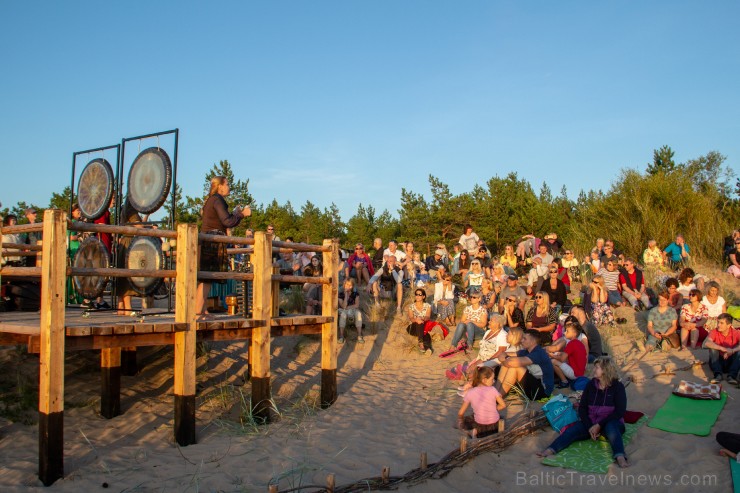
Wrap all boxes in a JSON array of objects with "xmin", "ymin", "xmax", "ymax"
[
  {"xmin": 321, "ymin": 239, "xmax": 339, "ymax": 408},
  {"xmin": 174, "ymin": 224, "xmax": 198, "ymax": 445},
  {"xmin": 101, "ymin": 347, "xmax": 121, "ymax": 418},
  {"xmin": 251, "ymin": 232, "xmax": 272, "ymax": 422},
  {"xmin": 38, "ymin": 210, "xmax": 66, "ymax": 485}
]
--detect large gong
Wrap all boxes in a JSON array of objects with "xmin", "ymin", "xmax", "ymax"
[
  {"xmin": 73, "ymin": 237, "xmax": 110, "ymax": 299},
  {"xmin": 126, "ymin": 236, "xmax": 164, "ymax": 296},
  {"xmin": 127, "ymin": 147, "xmax": 172, "ymax": 214},
  {"xmin": 77, "ymin": 158, "xmax": 114, "ymax": 220}
]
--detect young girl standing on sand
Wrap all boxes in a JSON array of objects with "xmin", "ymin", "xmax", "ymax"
[{"xmin": 456, "ymin": 366, "xmax": 506, "ymax": 438}]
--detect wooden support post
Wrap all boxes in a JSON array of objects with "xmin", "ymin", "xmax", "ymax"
[
  {"xmin": 100, "ymin": 347, "xmax": 121, "ymax": 419},
  {"xmin": 320, "ymin": 239, "xmax": 339, "ymax": 409},
  {"xmin": 268, "ymin": 485, "xmax": 278, "ymax": 493},
  {"xmin": 381, "ymin": 466, "xmax": 390, "ymax": 484},
  {"xmin": 38, "ymin": 210, "xmax": 66, "ymax": 486},
  {"xmin": 326, "ymin": 473, "xmax": 335, "ymax": 493},
  {"xmin": 420, "ymin": 452, "xmax": 428, "ymax": 471},
  {"xmin": 174, "ymin": 223, "xmax": 198, "ymax": 446},
  {"xmin": 498, "ymin": 419, "xmax": 505, "ymax": 433},
  {"xmin": 460, "ymin": 436, "xmax": 467, "ymax": 453},
  {"xmin": 121, "ymin": 346, "xmax": 138, "ymax": 376},
  {"xmin": 251, "ymin": 232, "xmax": 272, "ymax": 422}
]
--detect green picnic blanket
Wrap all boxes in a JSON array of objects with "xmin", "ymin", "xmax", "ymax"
[
  {"xmin": 648, "ymin": 392, "xmax": 726, "ymax": 436},
  {"xmin": 731, "ymin": 457, "xmax": 740, "ymax": 493},
  {"xmin": 541, "ymin": 416, "xmax": 647, "ymax": 473}
]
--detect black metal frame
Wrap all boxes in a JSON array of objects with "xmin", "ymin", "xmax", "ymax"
[
  {"xmin": 119, "ymin": 128, "xmax": 179, "ymax": 230},
  {"xmin": 69, "ymin": 144, "xmax": 121, "ymax": 310},
  {"xmin": 120, "ymin": 129, "xmax": 180, "ymax": 313}
]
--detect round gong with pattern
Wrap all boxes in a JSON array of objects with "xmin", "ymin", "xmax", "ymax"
[
  {"xmin": 77, "ymin": 158, "xmax": 114, "ymax": 220},
  {"xmin": 126, "ymin": 147, "xmax": 172, "ymax": 215},
  {"xmin": 126, "ymin": 235, "xmax": 164, "ymax": 296},
  {"xmin": 73, "ymin": 237, "xmax": 110, "ymax": 299}
]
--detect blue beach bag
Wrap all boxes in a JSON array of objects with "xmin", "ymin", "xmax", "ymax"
[{"xmin": 542, "ymin": 394, "xmax": 578, "ymax": 433}]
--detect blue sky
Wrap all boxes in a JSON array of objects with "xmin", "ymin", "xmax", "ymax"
[{"xmin": 1, "ymin": 1, "xmax": 738, "ymax": 220}]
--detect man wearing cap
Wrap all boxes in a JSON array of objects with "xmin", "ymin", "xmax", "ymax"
[
  {"xmin": 498, "ymin": 274, "xmax": 528, "ymax": 313},
  {"xmin": 425, "ymin": 248, "xmax": 447, "ymax": 278}
]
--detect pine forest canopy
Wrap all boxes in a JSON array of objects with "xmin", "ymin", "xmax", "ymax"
[{"xmin": 5, "ymin": 147, "xmax": 739, "ymax": 265}]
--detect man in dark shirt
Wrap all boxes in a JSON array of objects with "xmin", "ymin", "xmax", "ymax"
[
  {"xmin": 425, "ymin": 249, "xmax": 446, "ymax": 277},
  {"xmin": 371, "ymin": 237, "xmax": 384, "ymax": 272},
  {"xmin": 495, "ymin": 329, "xmax": 554, "ymax": 400}
]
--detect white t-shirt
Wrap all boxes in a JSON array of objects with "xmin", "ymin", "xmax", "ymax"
[
  {"xmin": 459, "ymin": 232, "xmax": 480, "ymax": 252},
  {"xmin": 562, "ymin": 258, "xmax": 579, "ymax": 268},
  {"xmin": 677, "ymin": 282, "xmax": 696, "ymax": 298},
  {"xmin": 702, "ymin": 296, "xmax": 726, "ymax": 318},
  {"xmin": 477, "ymin": 329, "xmax": 509, "ymax": 361},
  {"xmin": 383, "ymin": 248, "xmax": 406, "ymax": 262},
  {"xmin": 434, "ymin": 283, "xmax": 455, "ymax": 303}
]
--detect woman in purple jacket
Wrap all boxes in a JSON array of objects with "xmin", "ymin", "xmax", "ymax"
[{"xmin": 537, "ymin": 356, "xmax": 629, "ymax": 468}]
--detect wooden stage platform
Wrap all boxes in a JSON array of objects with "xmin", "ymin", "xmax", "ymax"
[{"xmin": 0, "ymin": 310, "xmax": 330, "ymax": 351}]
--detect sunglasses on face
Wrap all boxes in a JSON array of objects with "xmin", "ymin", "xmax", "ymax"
[
  {"xmin": 415, "ymin": 293, "xmax": 425, "ymax": 297},
  {"xmin": 506, "ymin": 298, "xmax": 516, "ymax": 302},
  {"xmin": 355, "ymin": 247, "xmax": 363, "ymax": 250},
  {"xmin": 535, "ymin": 295, "xmax": 544, "ymax": 300}
]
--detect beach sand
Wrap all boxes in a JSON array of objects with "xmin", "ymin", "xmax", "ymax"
[{"xmin": 0, "ymin": 288, "xmax": 738, "ymax": 492}]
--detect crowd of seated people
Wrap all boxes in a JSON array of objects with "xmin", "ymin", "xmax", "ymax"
[{"xmin": 260, "ymin": 222, "xmax": 736, "ymax": 374}]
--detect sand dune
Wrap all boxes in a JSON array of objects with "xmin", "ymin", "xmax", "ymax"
[{"xmin": 0, "ymin": 294, "xmax": 737, "ymax": 492}]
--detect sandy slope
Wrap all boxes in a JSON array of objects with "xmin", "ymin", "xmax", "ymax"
[{"xmin": 0, "ymin": 295, "xmax": 737, "ymax": 492}]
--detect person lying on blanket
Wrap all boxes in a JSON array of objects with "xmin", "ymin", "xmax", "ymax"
[{"xmin": 537, "ymin": 356, "xmax": 629, "ymax": 468}]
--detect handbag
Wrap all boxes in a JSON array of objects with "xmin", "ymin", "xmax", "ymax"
[{"xmin": 542, "ymin": 394, "xmax": 579, "ymax": 433}]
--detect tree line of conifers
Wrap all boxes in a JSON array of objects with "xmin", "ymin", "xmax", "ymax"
[{"xmin": 4, "ymin": 147, "xmax": 738, "ymax": 265}]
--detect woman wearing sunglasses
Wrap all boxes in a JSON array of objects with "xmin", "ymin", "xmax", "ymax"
[
  {"xmin": 450, "ymin": 291, "xmax": 489, "ymax": 350},
  {"xmin": 538, "ymin": 263, "xmax": 569, "ymax": 313},
  {"xmin": 407, "ymin": 288, "xmax": 433, "ymax": 355},
  {"xmin": 526, "ymin": 291, "xmax": 558, "ymax": 345}
]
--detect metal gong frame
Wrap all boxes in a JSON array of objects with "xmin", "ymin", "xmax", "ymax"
[
  {"xmin": 70, "ymin": 143, "xmax": 121, "ymax": 221},
  {"xmin": 119, "ymin": 128, "xmax": 179, "ymax": 313},
  {"xmin": 70, "ymin": 143, "xmax": 121, "ymax": 311}
]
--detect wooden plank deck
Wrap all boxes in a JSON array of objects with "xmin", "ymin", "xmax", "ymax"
[{"xmin": 0, "ymin": 311, "xmax": 331, "ymax": 352}]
